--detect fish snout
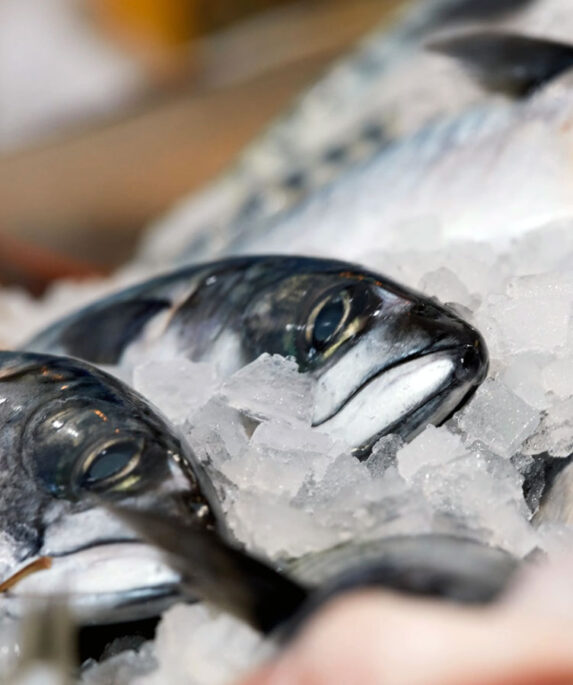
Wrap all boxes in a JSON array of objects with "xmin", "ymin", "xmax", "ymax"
[
  {"xmin": 410, "ymin": 299, "xmax": 489, "ymax": 385},
  {"xmin": 457, "ymin": 339, "xmax": 488, "ymax": 384}
]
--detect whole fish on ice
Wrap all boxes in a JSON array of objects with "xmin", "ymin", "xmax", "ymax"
[
  {"xmin": 26, "ymin": 256, "xmax": 488, "ymax": 456},
  {"xmin": 187, "ymin": 34, "xmax": 573, "ymax": 265},
  {"xmin": 138, "ymin": 0, "xmax": 537, "ymax": 266},
  {"xmin": 0, "ymin": 350, "xmax": 220, "ymax": 623}
]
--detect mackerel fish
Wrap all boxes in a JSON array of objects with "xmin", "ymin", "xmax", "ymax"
[
  {"xmin": 26, "ymin": 256, "xmax": 488, "ymax": 457},
  {"xmin": 138, "ymin": 0, "xmax": 543, "ymax": 266},
  {"xmin": 0, "ymin": 350, "xmax": 220, "ymax": 624}
]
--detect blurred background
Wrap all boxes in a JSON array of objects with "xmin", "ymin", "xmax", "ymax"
[{"xmin": 0, "ymin": 0, "xmax": 405, "ymax": 293}]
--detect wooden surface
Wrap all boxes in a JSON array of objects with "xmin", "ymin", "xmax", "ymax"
[{"xmin": 0, "ymin": 0, "xmax": 407, "ymax": 285}]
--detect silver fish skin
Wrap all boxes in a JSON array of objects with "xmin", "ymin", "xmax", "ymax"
[
  {"xmin": 26, "ymin": 256, "xmax": 488, "ymax": 456},
  {"xmin": 0, "ymin": 351, "xmax": 219, "ymax": 623},
  {"xmin": 138, "ymin": 0, "xmax": 533, "ymax": 267},
  {"xmin": 189, "ymin": 59, "xmax": 573, "ymax": 266},
  {"xmin": 112, "ymin": 506, "xmax": 518, "ymax": 636}
]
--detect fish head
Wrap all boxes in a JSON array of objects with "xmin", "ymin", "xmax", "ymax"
[
  {"xmin": 0, "ymin": 351, "xmax": 215, "ymax": 622},
  {"xmin": 241, "ymin": 258, "xmax": 488, "ymax": 456}
]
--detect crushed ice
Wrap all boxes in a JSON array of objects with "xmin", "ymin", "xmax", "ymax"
[{"xmin": 4, "ymin": 224, "xmax": 573, "ymax": 681}]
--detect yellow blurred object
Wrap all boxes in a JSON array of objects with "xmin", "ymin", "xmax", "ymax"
[
  {"xmin": 198, "ymin": 0, "xmax": 297, "ymax": 33},
  {"xmin": 0, "ymin": 0, "xmax": 406, "ymax": 277},
  {"xmin": 90, "ymin": 0, "xmax": 301, "ymax": 81},
  {"xmin": 90, "ymin": 0, "xmax": 199, "ymax": 80}
]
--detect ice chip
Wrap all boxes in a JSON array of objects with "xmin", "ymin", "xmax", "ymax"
[
  {"xmin": 82, "ymin": 642, "xmax": 156, "ymax": 684},
  {"xmin": 397, "ymin": 424, "xmax": 465, "ymax": 482},
  {"xmin": 228, "ymin": 490, "xmax": 337, "ymax": 559},
  {"xmin": 524, "ymin": 397, "xmax": 573, "ymax": 457},
  {"xmin": 220, "ymin": 353, "xmax": 314, "ymax": 425},
  {"xmin": 418, "ymin": 266, "xmax": 473, "ymax": 308},
  {"xmin": 221, "ymin": 421, "xmax": 340, "ymax": 499},
  {"xmin": 542, "ymin": 357, "xmax": 573, "ymax": 399},
  {"xmin": 416, "ymin": 447, "xmax": 536, "ymax": 556},
  {"xmin": 366, "ymin": 434, "xmax": 404, "ymax": 477},
  {"xmin": 138, "ymin": 604, "xmax": 263, "ymax": 685},
  {"xmin": 456, "ymin": 378, "xmax": 540, "ymax": 458},
  {"xmin": 133, "ymin": 359, "xmax": 220, "ymax": 424},
  {"xmin": 501, "ymin": 354, "xmax": 549, "ymax": 410},
  {"xmin": 488, "ymin": 274, "xmax": 573, "ymax": 355}
]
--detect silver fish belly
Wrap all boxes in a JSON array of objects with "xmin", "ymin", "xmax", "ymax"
[
  {"xmin": 26, "ymin": 256, "xmax": 488, "ymax": 456},
  {"xmin": 0, "ymin": 351, "xmax": 219, "ymax": 623}
]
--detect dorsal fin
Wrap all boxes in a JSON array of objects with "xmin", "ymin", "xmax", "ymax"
[{"xmin": 428, "ymin": 31, "xmax": 573, "ymax": 98}]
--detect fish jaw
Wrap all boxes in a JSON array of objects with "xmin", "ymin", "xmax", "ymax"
[
  {"xmin": 312, "ymin": 300, "xmax": 488, "ymax": 455},
  {"xmin": 2, "ymin": 541, "xmax": 182, "ymax": 624}
]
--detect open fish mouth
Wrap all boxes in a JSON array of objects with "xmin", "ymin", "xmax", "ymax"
[
  {"xmin": 313, "ymin": 343, "xmax": 486, "ymax": 456},
  {"xmin": 2, "ymin": 540, "xmax": 182, "ymax": 623}
]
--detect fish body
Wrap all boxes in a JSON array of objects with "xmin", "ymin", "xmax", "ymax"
[
  {"xmin": 26, "ymin": 256, "xmax": 488, "ymax": 456},
  {"xmin": 138, "ymin": 0, "xmax": 536, "ymax": 267},
  {"xmin": 172, "ymin": 58, "xmax": 573, "ymax": 268},
  {"xmin": 0, "ymin": 350, "xmax": 219, "ymax": 623},
  {"xmin": 135, "ymin": 1, "xmax": 573, "ymax": 272}
]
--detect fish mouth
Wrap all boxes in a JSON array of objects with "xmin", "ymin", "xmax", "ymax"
[
  {"xmin": 313, "ymin": 342, "xmax": 486, "ymax": 456},
  {"xmin": 2, "ymin": 539, "xmax": 182, "ymax": 624}
]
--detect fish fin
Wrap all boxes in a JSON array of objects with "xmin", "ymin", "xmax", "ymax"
[
  {"xmin": 27, "ymin": 298, "xmax": 171, "ymax": 364},
  {"xmin": 109, "ymin": 505, "xmax": 308, "ymax": 634},
  {"xmin": 435, "ymin": 0, "xmax": 535, "ymax": 25},
  {"xmin": 428, "ymin": 31, "xmax": 573, "ymax": 97},
  {"xmin": 534, "ymin": 455, "xmax": 573, "ymax": 527}
]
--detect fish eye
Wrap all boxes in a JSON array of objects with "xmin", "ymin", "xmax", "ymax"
[
  {"xmin": 302, "ymin": 282, "xmax": 382, "ymax": 363},
  {"xmin": 78, "ymin": 438, "xmax": 142, "ymax": 493},
  {"xmin": 307, "ymin": 289, "xmax": 352, "ymax": 353}
]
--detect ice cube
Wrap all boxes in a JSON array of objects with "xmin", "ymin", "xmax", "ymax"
[
  {"xmin": 487, "ymin": 274, "xmax": 573, "ymax": 355},
  {"xmin": 82, "ymin": 642, "xmax": 156, "ymax": 684},
  {"xmin": 418, "ymin": 266, "xmax": 473, "ymax": 308},
  {"xmin": 220, "ymin": 353, "xmax": 314, "ymax": 426},
  {"xmin": 456, "ymin": 378, "xmax": 540, "ymax": 458},
  {"xmin": 501, "ymin": 354, "xmax": 549, "ymax": 410},
  {"xmin": 542, "ymin": 357, "xmax": 573, "ymax": 400},
  {"xmin": 366, "ymin": 434, "xmax": 404, "ymax": 477},
  {"xmin": 221, "ymin": 421, "xmax": 341, "ymax": 499},
  {"xmin": 133, "ymin": 359, "xmax": 220, "ymax": 424},
  {"xmin": 507, "ymin": 223, "xmax": 573, "ymax": 276},
  {"xmin": 184, "ymin": 399, "xmax": 250, "ymax": 471},
  {"xmin": 397, "ymin": 424, "xmax": 465, "ymax": 482},
  {"xmin": 228, "ymin": 490, "xmax": 337, "ymax": 559},
  {"xmin": 139, "ymin": 604, "xmax": 263, "ymax": 685},
  {"xmin": 416, "ymin": 447, "xmax": 536, "ymax": 556},
  {"xmin": 523, "ymin": 397, "xmax": 573, "ymax": 457}
]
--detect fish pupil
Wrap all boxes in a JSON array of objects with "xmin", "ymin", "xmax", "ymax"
[
  {"xmin": 82, "ymin": 441, "xmax": 137, "ymax": 486},
  {"xmin": 312, "ymin": 295, "xmax": 345, "ymax": 350}
]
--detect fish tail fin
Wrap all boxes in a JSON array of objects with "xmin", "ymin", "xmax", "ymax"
[
  {"xmin": 109, "ymin": 505, "xmax": 308, "ymax": 634},
  {"xmin": 428, "ymin": 31, "xmax": 573, "ymax": 97}
]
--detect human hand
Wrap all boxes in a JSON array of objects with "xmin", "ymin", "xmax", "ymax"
[{"xmin": 237, "ymin": 588, "xmax": 573, "ymax": 685}]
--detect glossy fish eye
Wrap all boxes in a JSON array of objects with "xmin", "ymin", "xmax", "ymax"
[
  {"xmin": 307, "ymin": 289, "xmax": 352, "ymax": 353},
  {"xmin": 79, "ymin": 438, "xmax": 142, "ymax": 492}
]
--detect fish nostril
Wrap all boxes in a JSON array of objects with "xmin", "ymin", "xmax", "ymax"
[{"xmin": 460, "ymin": 343, "xmax": 486, "ymax": 378}]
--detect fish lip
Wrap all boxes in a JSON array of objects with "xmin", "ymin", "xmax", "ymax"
[
  {"xmin": 348, "ymin": 381, "xmax": 468, "ymax": 460},
  {"xmin": 312, "ymin": 341, "xmax": 483, "ymax": 429}
]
